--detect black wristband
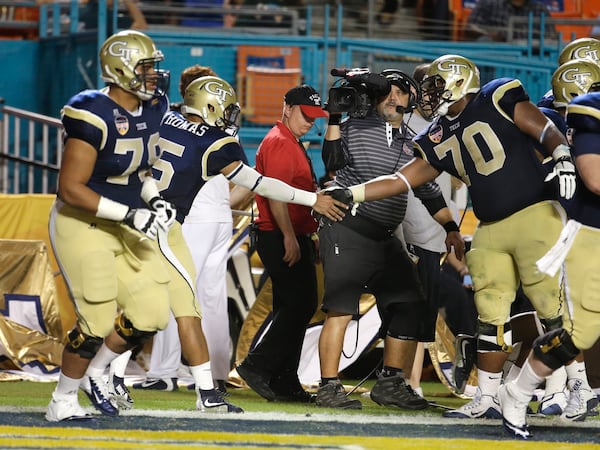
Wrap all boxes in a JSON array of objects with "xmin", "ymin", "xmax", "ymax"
[
  {"xmin": 443, "ymin": 221, "xmax": 460, "ymax": 233},
  {"xmin": 328, "ymin": 115, "xmax": 341, "ymax": 126}
]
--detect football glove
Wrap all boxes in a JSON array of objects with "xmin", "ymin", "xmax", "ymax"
[
  {"xmin": 123, "ymin": 208, "xmax": 165, "ymax": 240},
  {"xmin": 148, "ymin": 197, "xmax": 177, "ymax": 229},
  {"xmin": 322, "ymin": 186, "xmax": 353, "ymax": 204},
  {"xmin": 545, "ymin": 156, "xmax": 576, "ymax": 200}
]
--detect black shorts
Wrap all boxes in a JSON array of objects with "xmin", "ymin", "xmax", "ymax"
[{"xmin": 319, "ymin": 220, "xmax": 423, "ymax": 316}]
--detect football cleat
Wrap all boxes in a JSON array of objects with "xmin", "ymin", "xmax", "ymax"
[
  {"xmin": 82, "ymin": 376, "xmax": 119, "ymax": 416},
  {"xmin": 108, "ymin": 374, "xmax": 134, "ymax": 410},
  {"xmin": 196, "ymin": 390, "xmax": 244, "ymax": 413},
  {"xmin": 561, "ymin": 379, "xmax": 600, "ymax": 422},
  {"xmin": 537, "ymin": 389, "xmax": 568, "ymax": 416},
  {"xmin": 443, "ymin": 387, "xmax": 502, "ymax": 419},
  {"xmin": 46, "ymin": 393, "xmax": 93, "ymax": 422},
  {"xmin": 133, "ymin": 377, "xmax": 178, "ymax": 391},
  {"xmin": 498, "ymin": 384, "xmax": 531, "ymax": 440},
  {"xmin": 453, "ymin": 334, "xmax": 477, "ymax": 394}
]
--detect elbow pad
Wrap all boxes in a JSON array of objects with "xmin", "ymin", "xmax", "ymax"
[
  {"xmin": 322, "ymin": 139, "xmax": 347, "ymax": 171},
  {"xmin": 421, "ymin": 194, "xmax": 448, "ymax": 216}
]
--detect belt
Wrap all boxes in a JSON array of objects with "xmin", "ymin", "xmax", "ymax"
[{"xmin": 338, "ymin": 213, "xmax": 394, "ymax": 241}]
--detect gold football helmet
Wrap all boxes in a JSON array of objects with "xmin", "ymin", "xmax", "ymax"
[
  {"xmin": 551, "ymin": 59, "xmax": 600, "ymax": 108},
  {"xmin": 419, "ymin": 54, "xmax": 480, "ymax": 119},
  {"xmin": 100, "ymin": 30, "xmax": 170, "ymax": 101},
  {"xmin": 558, "ymin": 37, "xmax": 600, "ymax": 66},
  {"xmin": 182, "ymin": 76, "xmax": 241, "ymax": 135}
]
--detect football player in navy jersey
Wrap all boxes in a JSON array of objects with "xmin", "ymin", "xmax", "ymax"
[
  {"xmin": 46, "ymin": 30, "xmax": 174, "ymax": 422},
  {"xmin": 496, "ymin": 63, "xmax": 600, "ymax": 439},
  {"xmin": 537, "ymin": 37, "xmax": 600, "ymax": 110},
  {"xmin": 148, "ymin": 76, "xmax": 346, "ymax": 409},
  {"xmin": 324, "ymin": 54, "xmax": 577, "ymax": 432}
]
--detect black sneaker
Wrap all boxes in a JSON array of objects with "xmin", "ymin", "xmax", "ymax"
[
  {"xmin": 453, "ymin": 334, "xmax": 477, "ymax": 394},
  {"xmin": 237, "ymin": 360, "xmax": 276, "ymax": 401},
  {"xmin": 370, "ymin": 373, "xmax": 429, "ymax": 410},
  {"xmin": 132, "ymin": 377, "xmax": 178, "ymax": 391},
  {"xmin": 315, "ymin": 382, "xmax": 362, "ymax": 409},
  {"xmin": 270, "ymin": 374, "xmax": 315, "ymax": 403}
]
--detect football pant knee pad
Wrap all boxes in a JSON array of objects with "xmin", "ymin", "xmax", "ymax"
[
  {"xmin": 532, "ymin": 328, "xmax": 579, "ymax": 370},
  {"xmin": 114, "ymin": 313, "xmax": 156, "ymax": 347},
  {"xmin": 477, "ymin": 320, "xmax": 513, "ymax": 353},
  {"xmin": 65, "ymin": 328, "xmax": 103, "ymax": 359},
  {"xmin": 539, "ymin": 316, "xmax": 563, "ymax": 332},
  {"xmin": 380, "ymin": 302, "xmax": 422, "ymax": 340}
]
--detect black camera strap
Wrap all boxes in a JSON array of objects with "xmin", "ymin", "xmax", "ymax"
[{"xmin": 297, "ymin": 139, "xmax": 318, "ymax": 189}]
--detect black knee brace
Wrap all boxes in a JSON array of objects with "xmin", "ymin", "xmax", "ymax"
[
  {"xmin": 65, "ymin": 328, "xmax": 103, "ymax": 359},
  {"xmin": 114, "ymin": 314, "xmax": 156, "ymax": 347},
  {"xmin": 477, "ymin": 320, "xmax": 513, "ymax": 353},
  {"xmin": 533, "ymin": 328, "xmax": 580, "ymax": 370},
  {"xmin": 540, "ymin": 316, "xmax": 563, "ymax": 332}
]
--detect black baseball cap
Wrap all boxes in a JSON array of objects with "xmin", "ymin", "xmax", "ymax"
[{"xmin": 284, "ymin": 85, "xmax": 328, "ymax": 118}]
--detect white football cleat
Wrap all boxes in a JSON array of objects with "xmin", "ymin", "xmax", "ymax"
[
  {"xmin": 538, "ymin": 389, "xmax": 568, "ymax": 415},
  {"xmin": 442, "ymin": 387, "xmax": 501, "ymax": 419},
  {"xmin": 561, "ymin": 379, "xmax": 599, "ymax": 422},
  {"xmin": 108, "ymin": 374, "xmax": 134, "ymax": 410},
  {"xmin": 46, "ymin": 393, "xmax": 92, "ymax": 422},
  {"xmin": 497, "ymin": 384, "xmax": 531, "ymax": 440}
]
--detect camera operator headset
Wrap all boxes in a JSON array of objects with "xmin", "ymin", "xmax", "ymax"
[{"xmin": 314, "ymin": 68, "xmax": 462, "ymax": 410}]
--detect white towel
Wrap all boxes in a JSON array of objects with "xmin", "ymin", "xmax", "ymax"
[{"xmin": 536, "ymin": 219, "xmax": 582, "ymax": 276}]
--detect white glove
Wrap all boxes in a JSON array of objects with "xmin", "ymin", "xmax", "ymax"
[
  {"xmin": 123, "ymin": 208, "xmax": 166, "ymax": 240},
  {"xmin": 148, "ymin": 197, "xmax": 177, "ymax": 230},
  {"xmin": 545, "ymin": 157, "xmax": 576, "ymax": 200}
]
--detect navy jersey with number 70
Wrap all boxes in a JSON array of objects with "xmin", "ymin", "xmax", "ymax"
[{"xmin": 413, "ymin": 78, "xmax": 553, "ymax": 223}]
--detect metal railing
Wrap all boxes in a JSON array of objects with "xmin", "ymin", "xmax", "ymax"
[{"xmin": 0, "ymin": 103, "xmax": 62, "ymax": 194}]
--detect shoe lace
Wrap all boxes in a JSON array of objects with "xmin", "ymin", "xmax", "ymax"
[
  {"xmin": 567, "ymin": 380, "xmax": 584, "ymax": 410},
  {"xmin": 461, "ymin": 388, "xmax": 485, "ymax": 410}
]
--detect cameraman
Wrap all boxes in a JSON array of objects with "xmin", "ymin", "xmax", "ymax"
[{"xmin": 315, "ymin": 69, "xmax": 463, "ymax": 409}]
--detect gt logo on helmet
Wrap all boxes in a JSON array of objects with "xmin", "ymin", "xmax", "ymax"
[
  {"xmin": 437, "ymin": 59, "xmax": 468, "ymax": 76},
  {"xmin": 107, "ymin": 40, "xmax": 139, "ymax": 63},
  {"xmin": 572, "ymin": 46, "xmax": 599, "ymax": 62},
  {"xmin": 560, "ymin": 67, "xmax": 593, "ymax": 86},
  {"xmin": 204, "ymin": 81, "xmax": 233, "ymax": 103}
]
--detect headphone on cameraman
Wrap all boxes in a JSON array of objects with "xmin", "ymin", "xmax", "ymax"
[{"xmin": 380, "ymin": 69, "xmax": 420, "ymax": 114}]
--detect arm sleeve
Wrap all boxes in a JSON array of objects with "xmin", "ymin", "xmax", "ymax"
[
  {"xmin": 322, "ymin": 138, "xmax": 347, "ymax": 171},
  {"xmin": 226, "ymin": 163, "xmax": 317, "ymax": 207}
]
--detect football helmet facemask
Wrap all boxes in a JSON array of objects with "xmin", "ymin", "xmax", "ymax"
[
  {"xmin": 558, "ymin": 37, "xmax": 600, "ymax": 66},
  {"xmin": 182, "ymin": 76, "xmax": 241, "ymax": 135},
  {"xmin": 100, "ymin": 30, "xmax": 170, "ymax": 101},
  {"xmin": 380, "ymin": 69, "xmax": 420, "ymax": 113},
  {"xmin": 419, "ymin": 54, "xmax": 480, "ymax": 120},
  {"xmin": 552, "ymin": 59, "xmax": 600, "ymax": 108}
]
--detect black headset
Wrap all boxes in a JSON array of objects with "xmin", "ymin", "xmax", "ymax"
[{"xmin": 380, "ymin": 69, "xmax": 420, "ymax": 113}]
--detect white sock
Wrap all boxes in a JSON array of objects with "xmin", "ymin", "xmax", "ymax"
[
  {"xmin": 190, "ymin": 362, "xmax": 214, "ymax": 391},
  {"xmin": 544, "ymin": 366, "xmax": 567, "ymax": 395},
  {"xmin": 512, "ymin": 361, "xmax": 543, "ymax": 401},
  {"xmin": 86, "ymin": 344, "xmax": 120, "ymax": 378},
  {"xmin": 565, "ymin": 360, "xmax": 592, "ymax": 389},
  {"xmin": 504, "ymin": 364, "xmax": 521, "ymax": 383},
  {"xmin": 55, "ymin": 373, "xmax": 82, "ymax": 397},
  {"xmin": 477, "ymin": 369, "xmax": 503, "ymax": 397}
]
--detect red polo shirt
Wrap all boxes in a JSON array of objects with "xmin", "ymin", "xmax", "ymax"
[{"xmin": 254, "ymin": 121, "xmax": 318, "ymax": 234}]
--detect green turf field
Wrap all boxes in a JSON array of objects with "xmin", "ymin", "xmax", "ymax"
[{"xmin": 0, "ymin": 379, "xmax": 598, "ymax": 449}]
